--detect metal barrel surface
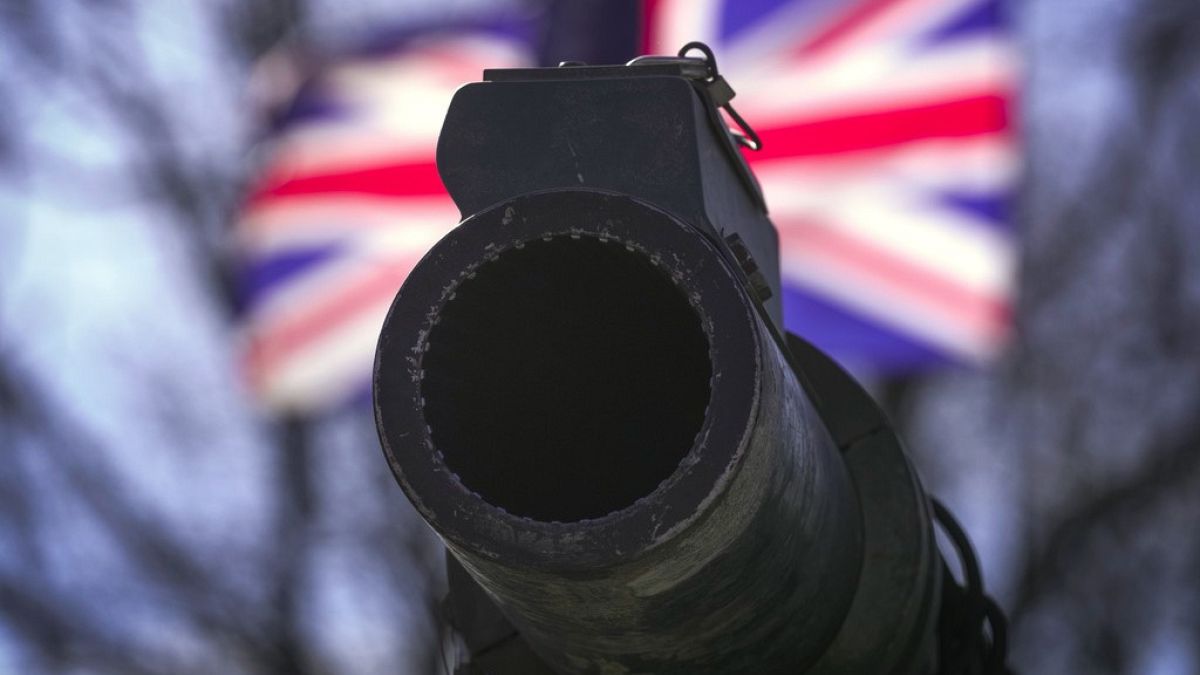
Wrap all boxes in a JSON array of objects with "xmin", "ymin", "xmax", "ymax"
[{"xmin": 374, "ymin": 189, "xmax": 865, "ymax": 674}]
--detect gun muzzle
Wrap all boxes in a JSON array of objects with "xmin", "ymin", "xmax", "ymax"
[
  {"xmin": 375, "ymin": 190, "xmax": 866, "ymax": 673},
  {"xmin": 375, "ymin": 54, "xmax": 946, "ymax": 675}
]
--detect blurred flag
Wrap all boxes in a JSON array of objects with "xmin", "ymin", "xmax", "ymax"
[
  {"xmin": 643, "ymin": 0, "xmax": 1018, "ymax": 370},
  {"xmin": 236, "ymin": 22, "xmax": 533, "ymax": 412},
  {"xmin": 236, "ymin": 1, "xmax": 1014, "ymax": 412}
]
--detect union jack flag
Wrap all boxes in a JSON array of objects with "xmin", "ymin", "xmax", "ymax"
[
  {"xmin": 237, "ymin": 2, "xmax": 1015, "ymax": 413},
  {"xmin": 644, "ymin": 0, "xmax": 1018, "ymax": 371},
  {"xmin": 236, "ymin": 24, "xmax": 533, "ymax": 412}
]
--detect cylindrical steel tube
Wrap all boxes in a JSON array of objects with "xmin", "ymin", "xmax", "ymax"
[{"xmin": 374, "ymin": 190, "xmax": 864, "ymax": 673}]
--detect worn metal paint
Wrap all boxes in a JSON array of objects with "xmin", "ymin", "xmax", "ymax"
[
  {"xmin": 375, "ymin": 191, "xmax": 863, "ymax": 673},
  {"xmin": 374, "ymin": 59, "xmax": 945, "ymax": 674}
]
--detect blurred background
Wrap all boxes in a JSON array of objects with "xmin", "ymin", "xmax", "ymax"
[{"xmin": 1, "ymin": 0, "xmax": 1197, "ymax": 673}]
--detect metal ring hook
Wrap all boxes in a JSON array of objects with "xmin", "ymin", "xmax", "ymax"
[
  {"xmin": 676, "ymin": 42, "xmax": 761, "ymax": 151},
  {"xmin": 677, "ymin": 41, "xmax": 719, "ymax": 79}
]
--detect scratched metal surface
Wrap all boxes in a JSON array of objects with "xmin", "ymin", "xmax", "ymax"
[{"xmin": 375, "ymin": 191, "xmax": 864, "ymax": 673}]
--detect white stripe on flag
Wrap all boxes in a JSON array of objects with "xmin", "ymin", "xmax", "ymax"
[
  {"xmin": 650, "ymin": 0, "xmax": 721, "ymax": 54},
  {"xmin": 237, "ymin": 197, "xmax": 459, "ymax": 253},
  {"xmin": 753, "ymin": 133, "xmax": 1018, "ymax": 193},
  {"xmin": 735, "ymin": 37, "xmax": 1015, "ymax": 128},
  {"xmin": 770, "ymin": 179, "xmax": 1015, "ymax": 297},
  {"xmin": 254, "ymin": 291, "xmax": 395, "ymax": 410},
  {"xmin": 780, "ymin": 239, "xmax": 1008, "ymax": 361}
]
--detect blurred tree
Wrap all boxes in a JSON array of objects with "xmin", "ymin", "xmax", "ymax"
[
  {"xmin": 3, "ymin": 0, "xmax": 1199, "ymax": 674},
  {"xmin": 906, "ymin": 1, "xmax": 1200, "ymax": 673},
  {"xmin": 0, "ymin": 1, "xmax": 448, "ymax": 673}
]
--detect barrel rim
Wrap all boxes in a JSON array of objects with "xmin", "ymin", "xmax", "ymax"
[{"xmin": 373, "ymin": 188, "xmax": 761, "ymax": 572}]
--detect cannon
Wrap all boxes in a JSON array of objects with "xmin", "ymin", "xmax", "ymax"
[{"xmin": 373, "ymin": 44, "xmax": 1007, "ymax": 674}]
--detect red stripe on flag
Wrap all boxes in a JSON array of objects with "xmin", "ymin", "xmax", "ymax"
[
  {"xmin": 245, "ymin": 261, "xmax": 415, "ymax": 384},
  {"xmin": 244, "ymin": 160, "xmax": 445, "ymax": 208},
  {"xmin": 639, "ymin": 0, "xmax": 666, "ymax": 54},
  {"xmin": 748, "ymin": 94, "xmax": 1009, "ymax": 162},
  {"xmin": 796, "ymin": 0, "xmax": 907, "ymax": 57},
  {"xmin": 778, "ymin": 218, "xmax": 1010, "ymax": 337}
]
